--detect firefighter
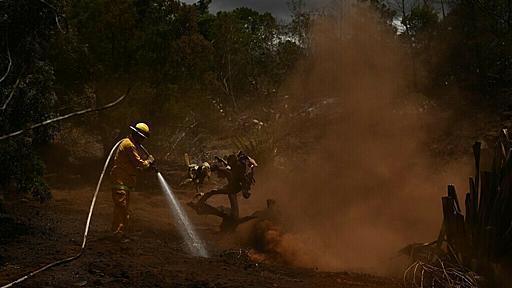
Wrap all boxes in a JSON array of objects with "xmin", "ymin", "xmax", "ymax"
[{"xmin": 110, "ymin": 123, "xmax": 155, "ymax": 239}]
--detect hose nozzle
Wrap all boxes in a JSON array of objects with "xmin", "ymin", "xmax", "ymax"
[{"xmin": 140, "ymin": 144, "xmax": 158, "ymax": 173}]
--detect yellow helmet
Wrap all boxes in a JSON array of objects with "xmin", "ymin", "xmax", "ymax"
[{"xmin": 130, "ymin": 122, "xmax": 150, "ymax": 138}]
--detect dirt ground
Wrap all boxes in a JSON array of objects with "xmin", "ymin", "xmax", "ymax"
[{"xmin": 0, "ymin": 178, "xmax": 401, "ymax": 288}]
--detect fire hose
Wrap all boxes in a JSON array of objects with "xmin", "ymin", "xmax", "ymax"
[{"xmin": 0, "ymin": 139, "xmax": 124, "ymax": 288}]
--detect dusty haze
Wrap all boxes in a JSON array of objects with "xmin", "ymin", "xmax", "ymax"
[{"xmin": 240, "ymin": 4, "xmax": 473, "ymax": 273}]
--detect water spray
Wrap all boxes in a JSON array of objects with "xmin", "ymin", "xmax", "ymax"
[
  {"xmin": 140, "ymin": 144, "xmax": 208, "ymax": 257},
  {"xmin": 157, "ymin": 173, "xmax": 208, "ymax": 257}
]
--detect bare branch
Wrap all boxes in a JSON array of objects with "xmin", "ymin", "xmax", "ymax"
[
  {"xmin": 0, "ymin": 34, "xmax": 12, "ymax": 83},
  {"xmin": 38, "ymin": 0, "xmax": 68, "ymax": 33},
  {"xmin": 0, "ymin": 86, "xmax": 133, "ymax": 141},
  {"xmin": 38, "ymin": 0, "xmax": 57, "ymax": 10},
  {"xmin": 1, "ymin": 75, "xmax": 20, "ymax": 111},
  {"xmin": 164, "ymin": 115, "xmax": 198, "ymax": 160},
  {"xmin": 1, "ymin": 1, "xmax": 67, "ymax": 86},
  {"xmin": 54, "ymin": 13, "xmax": 67, "ymax": 34}
]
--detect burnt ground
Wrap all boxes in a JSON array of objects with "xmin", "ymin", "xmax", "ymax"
[{"xmin": 0, "ymin": 180, "xmax": 401, "ymax": 288}]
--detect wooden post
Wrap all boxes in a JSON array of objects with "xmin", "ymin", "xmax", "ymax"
[
  {"xmin": 448, "ymin": 184, "xmax": 461, "ymax": 212},
  {"xmin": 443, "ymin": 195, "xmax": 467, "ymax": 256},
  {"xmin": 465, "ymin": 192, "xmax": 472, "ymax": 233},
  {"xmin": 474, "ymin": 141, "xmax": 482, "ymax": 196},
  {"xmin": 470, "ymin": 177, "xmax": 478, "ymax": 227}
]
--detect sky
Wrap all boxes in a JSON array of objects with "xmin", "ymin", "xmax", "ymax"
[
  {"xmin": 182, "ymin": 0, "xmax": 332, "ymax": 21},
  {"xmin": 181, "ymin": 0, "xmax": 425, "ymax": 22}
]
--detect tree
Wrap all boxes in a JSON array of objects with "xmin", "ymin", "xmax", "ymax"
[
  {"xmin": 422, "ymin": 0, "xmax": 512, "ymax": 104},
  {"xmin": 0, "ymin": 0, "xmax": 63, "ymax": 200},
  {"xmin": 209, "ymin": 8, "xmax": 302, "ymax": 111}
]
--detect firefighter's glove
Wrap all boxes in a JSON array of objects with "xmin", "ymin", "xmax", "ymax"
[{"xmin": 148, "ymin": 155, "xmax": 158, "ymax": 172}]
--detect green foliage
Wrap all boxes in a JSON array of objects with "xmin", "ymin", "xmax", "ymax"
[
  {"xmin": 288, "ymin": 0, "xmax": 311, "ymax": 49},
  {"xmin": 403, "ymin": 5, "xmax": 439, "ymax": 36},
  {"xmin": 433, "ymin": 0, "xmax": 512, "ymax": 101},
  {"xmin": 211, "ymin": 8, "xmax": 283, "ymax": 101},
  {"xmin": 0, "ymin": 0, "xmax": 59, "ymax": 200},
  {"xmin": 0, "ymin": 0, "xmax": 305, "ymax": 202},
  {"xmin": 389, "ymin": 0, "xmax": 512, "ymax": 105},
  {"xmin": 56, "ymin": 0, "xmax": 304, "ymax": 156},
  {"xmin": 0, "ymin": 138, "xmax": 51, "ymax": 201}
]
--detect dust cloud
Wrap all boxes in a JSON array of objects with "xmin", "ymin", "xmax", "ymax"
[{"xmin": 243, "ymin": 4, "xmax": 473, "ymax": 273}]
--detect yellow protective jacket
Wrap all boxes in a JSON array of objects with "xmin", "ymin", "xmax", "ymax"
[{"xmin": 110, "ymin": 137, "xmax": 151, "ymax": 189}]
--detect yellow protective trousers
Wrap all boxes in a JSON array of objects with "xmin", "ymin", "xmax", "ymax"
[{"xmin": 111, "ymin": 188, "xmax": 131, "ymax": 234}]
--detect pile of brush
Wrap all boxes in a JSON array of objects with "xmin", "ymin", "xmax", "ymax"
[
  {"xmin": 401, "ymin": 241, "xmax": 479, "ymax": 287},
  {"xmin": 403, "ymin": 129, "xmax": 512, "ymax": 287}
]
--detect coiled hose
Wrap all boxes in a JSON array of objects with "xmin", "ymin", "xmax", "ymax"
[{"xmin": 1, "ymin": 140, "xmax": 123, "ymax": 288}]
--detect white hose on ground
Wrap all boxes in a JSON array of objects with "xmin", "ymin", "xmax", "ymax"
[{"xmin": 0, "ymin": 140, "xmax": 123, "ymax": 288}]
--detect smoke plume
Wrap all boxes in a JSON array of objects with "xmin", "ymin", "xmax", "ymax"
[{"xmin": 243, "ymin": 4, "xmax": 472, "ymax": 273}]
